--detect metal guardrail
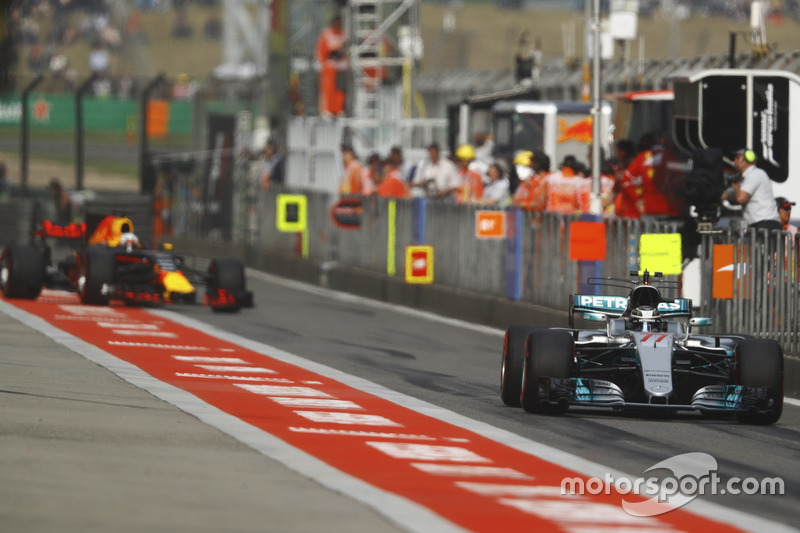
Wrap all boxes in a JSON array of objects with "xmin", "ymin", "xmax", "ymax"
[
  {"xmin": 166, "ymin": 173, "xmax": 798, "ymax": 354},
  {"xmin": 698, "ymin": 227, "xmax": 799, "ymax": 353}
]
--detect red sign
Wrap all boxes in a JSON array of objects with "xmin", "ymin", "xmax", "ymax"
[
  {"xmin": 568, "ymin": 221, "xmax": 607, "ymax": 261},
  {"xmin": 405, "ymin": 245, "xmax": 433, "ymax": 284}
]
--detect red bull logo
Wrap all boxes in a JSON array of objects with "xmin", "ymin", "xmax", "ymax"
[
  {"xmin": 558, "ymin": 117, "xmax": 593, "ymax": 144},
  {"xmin": 38, "ymin": 220, "xmax": 86, "ymax": 239}
]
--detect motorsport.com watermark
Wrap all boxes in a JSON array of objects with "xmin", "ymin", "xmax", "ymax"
[{"xmin": 560, "ymin": 452, "xmax": 784, "ymax": 517}]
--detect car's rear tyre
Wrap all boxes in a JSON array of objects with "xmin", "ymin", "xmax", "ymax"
[
  {"xmin": 736, "ymin": 339, "xmax": 783, "ymax": 425},
  {"xmin": 208, "ymin": 257, "xmax": 245, "ymax": 312},
  {"xmin": 501, "ymin": 326, "xmax": 540, "ymax": 407},
  {"xmin": 80, "ymin": 247, "xmax": 115, "ymax": 306},
  {"xmin": 0, "ymin": 245, "xmax": 45, "ymax": 299},
  {"xmin": 520, "ymin": 329, "xmax": 574, "ymax": 414}
]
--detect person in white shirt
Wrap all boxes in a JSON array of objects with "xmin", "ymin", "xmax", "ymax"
[
  {"xmin": 480, "ymin": 163, "xmax": 510, "ymax": 206},
  {"xmin": 721, "ymin": 148, "xmax": 781, "ymax": 230},
  {"xmin": 411, "ymin": 142, "xmax": 460, "ymax": 199}
]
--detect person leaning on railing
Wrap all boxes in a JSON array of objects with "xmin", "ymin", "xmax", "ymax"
[
  {"xmin": 338, "ymin": 144, "xmax": 364, "ymax": 196},
  {"xmin": 776, "ymin": 197, "xmax": 798, "ymax": 240},
  {"xmin": 376, "ymin": 158, "xmax": 410, "ymax": 199},
  {"xmin": 721, "ymin": 148, "xmax": 781, "ymax": 230}
]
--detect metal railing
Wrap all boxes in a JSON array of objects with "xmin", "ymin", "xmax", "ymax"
[
  {"xmin": 1, "ymin": 179, "xmax": 796, "ymax": 354},
  {"xmin": 166, "ymin": 170, "xmax": 798, "ymax": 355},
  {"xmin": 698, "ymin": 228, "xmax": 799, "ymax": 353}
]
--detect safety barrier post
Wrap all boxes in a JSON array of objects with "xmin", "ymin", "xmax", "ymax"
[
  {"xmin": 504, "ymin": 207, "xmax": 523, "ymax": 301},
  {"xmin": 74, "ymin": 72, "xmax": 97, "ymax": 191},
  {"xmin": 139, "ymin": 73, "xmax": 165, "ymax": 195},
  {"xmin": 386, "ymin": 200, "xmax": 396, "ymax": 276},
  {"xmin": 411, "ymin": 196, "xmax": 426, "ymax": 245}
]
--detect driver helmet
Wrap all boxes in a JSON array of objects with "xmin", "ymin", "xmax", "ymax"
[
  {"xmin": 629, "ymin": 305, "xmax": 661, "ymax": 332},
  {"xmin": 119, "ymin": 232, "xmax": 139, "ymax": 250}
]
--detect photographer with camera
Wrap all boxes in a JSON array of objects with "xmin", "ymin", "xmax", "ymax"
[{"xmin": 721, "ymin": 148, "xmax": 781, "ymax": 230}]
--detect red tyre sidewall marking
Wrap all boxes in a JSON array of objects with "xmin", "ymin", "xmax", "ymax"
[{"xmin": 8, "ymin": 292, "xmax": 744, "ymax": 533}]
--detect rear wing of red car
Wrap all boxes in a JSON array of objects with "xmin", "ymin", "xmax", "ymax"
[{"xmin": 34, "ymin": 220, "xmax": 87, "ymax": 240}]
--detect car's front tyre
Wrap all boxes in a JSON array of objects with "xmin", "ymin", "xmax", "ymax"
[
  {"xmin": 79, "ymin": 247, "xmax": 115, "ymax": 305},
  {"xmin": 736, "ymin": 338, "xmax": 783, "ymax": 425},
  {"xmin": 207, "ymin": 257, "xmax": 246, "ymax": 312},
  {"xmin": 501, "ymin": 325, "xmax": 540, "ymax": 407},
  {"xmin": 0, "ymin": 245, "xmax": 45, "ymax": 300},
  {"xmin": 520, "ymin": 329, "xmax": 574, "ymax": 414}
]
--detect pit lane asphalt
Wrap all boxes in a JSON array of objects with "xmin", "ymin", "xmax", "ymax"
[
  {"xmin": 2, "ymin": 269, "xmax": 798, "ymax": 531},
  {"xmin": 174, "ymin": 269, "xmax": 800, "ymax": 530},
  {"xmin": 0, "ymin": 304, "xmax": 405, "ymax": 533}
]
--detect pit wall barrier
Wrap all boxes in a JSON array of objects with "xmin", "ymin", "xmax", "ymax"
[
  {"xmin": 165, "ymin": 183, "xmax": 798, "ymax": 352},
  {"xmin": 1, "ymin": 191, "xmax": 797, "ymax": 397}
]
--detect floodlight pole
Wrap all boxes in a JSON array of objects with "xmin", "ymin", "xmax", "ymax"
[
  {"xmin": 20, "ymin": 74, "xmax": 44, "ymax": 196},
  {"xmin": 75, "ymin": 72, "xmax": 98, "ymax": 191},
  {"xmin": 139, "ymin": 73, "xmax": 165, "ymax": 195},
  {"xmin": 589, "ymin": 0, "xmax": 603, "ymax": 216}
]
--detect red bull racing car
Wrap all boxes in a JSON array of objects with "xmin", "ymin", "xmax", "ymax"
[
  {"xmin": 1, "ymin": 216, "xmax": 253, "ymax": 312},
  {"xmin": 501, "ymin": 271, "xmax": 783, "ymax": 424}
]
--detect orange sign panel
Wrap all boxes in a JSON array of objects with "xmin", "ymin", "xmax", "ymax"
[
  {"xmin": 475, "ymin": 211, "xmax": 505, "ymax": 239},
  {"xmin": 712, "ymin": 244, "xmax": 750, "ymax": 299},
  {"xmin": 712, "ymin": 244, "xmax": 734, "ymax": 299},
  {"xmin": 568, "ymin": 221, "xmax": 607, "ymax": 261}
]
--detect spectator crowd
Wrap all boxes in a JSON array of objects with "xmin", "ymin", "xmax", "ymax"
[
  {"xmin": 333, "ymin": 132, "xmax": 693, "ymax": 222},
  {"xmin": 11, "ymin": 0, "xmax": 218, "ymax": 98}
]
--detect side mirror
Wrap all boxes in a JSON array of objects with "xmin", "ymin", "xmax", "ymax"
[
  {"xmin": 690, "ymin": 317, "xmax": 713, "ymax": 327},
  {"xmin": 608, "ymin": 318, "xmax": 626, "ymax": 337},
  {"xmin": 666, "ymin": 320, "xmax": 689, "ymax": 341}
]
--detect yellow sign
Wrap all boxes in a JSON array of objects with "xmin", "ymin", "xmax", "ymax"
[
  {"xmin": 639, "ymin": 233, "xmax": 682, "ymax": 275},
  {"xmin": 276, "ymin": 194, "xmax": 308, "ymax": 233},
  {"xmin": 405, "ymin": 245, "xmax": 434, "ymax": 284}
]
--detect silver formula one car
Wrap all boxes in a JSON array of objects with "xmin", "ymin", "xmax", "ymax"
[{"xmin": 501, "ymin": 271, "xmax": 784, "ymax": 424}]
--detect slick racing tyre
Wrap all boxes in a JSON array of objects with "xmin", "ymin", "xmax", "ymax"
[
  {"xmin": 208, "ymin": 257, "xmax": 245, "ymax": 312},
  {"xmin": 79, "ymin": 247, "xmax": 115, "ymax": 306},
  {"xmin": 501, "ymin": 326, "xmax": 540, "ymax": 407},
  {"xmin": 0, "ymin": 245, "xmax": 45, "ymax": 300},
  {"xmin": 520, "ymin": 329, "xmax": 574, "ymax": 414},
  {"xmin": 736, "ymin": 339, "xmax": 783, "ymax": 425}
]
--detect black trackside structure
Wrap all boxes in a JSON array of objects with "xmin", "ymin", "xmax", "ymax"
[{"xmin": 670, "ymin": 69, "xmax": 799, "ymax": 208}]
